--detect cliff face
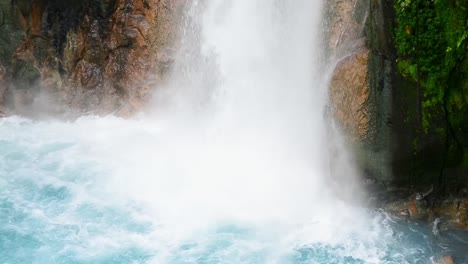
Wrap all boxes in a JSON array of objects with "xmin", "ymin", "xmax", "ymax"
[
  {"xmin": 326, "ymin": 0, "xmax": 394, "ymax": 182},
  {"xmin": 327, "ymin": 0, "xmax": 467, "ymax": 228},
  {"xmin": 0, "ymin": 0, "xmax": 185, "ymax": 117},
  {"xmin": 328, "ymin": 0, "xmax": 467, "ymax": 187}
]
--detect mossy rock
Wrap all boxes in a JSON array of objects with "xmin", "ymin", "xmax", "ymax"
[{"xmin": 12, "ymin": 58, "xmax": 40, "ymax": 89}]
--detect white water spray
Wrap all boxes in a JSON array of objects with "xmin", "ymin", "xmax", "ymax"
[{"xmin": 141, "ymin": 0, "xmax": 365, "ymax": 231}]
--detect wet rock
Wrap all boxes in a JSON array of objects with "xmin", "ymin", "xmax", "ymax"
[
  {"xmin": 73, "ymin": 61, "xmax": 103, "ymax": 90},
  {"xmin": 438, "ymin": 255, "xmax": 454, "ymax": 264},
  {"xmin": 384, "ymin": 196, "xmax": 429, "ymax": 220},
  {"xmin": 327, "ymin": 0, "xmax": 370, "ymax": 133},
  {"xmin": 329, "ymin": 48, "xmax": 370, "ymax": 140},
  {"xmin": 325, "ymin": 0, "xmax": 367, "ymax": 53},
  {"xmin": 0, "ymin": 62, "xmax": 6, "ymax": 115},
  {"xmin": 0, "ymin": 62, "xmax": 5, "ymax": 84},
  {"xmin": 433, "ymin": 198, "xmax": 468, "ymax": 230},
  {"xmin": 1, "ymin": 0, "xmax": 187, "ymax": 116},
  {"xmin": 382, "ymin": 187, "xmax": 468, "ymax": 230},
  {"xmin": 326, "ymin": 0, "xmax": 394, "ymax": 183},
  {"xmin": 12, "ymin": 88, "xmax": 35, "ymax": 115},
  {"xmin": 7, "ymin": 40, "xmax": 42, "ymax": 114},
  {"xmin": 383, "ymin": 186, "xmax": 435, "ymax": 220},
  {"xmin": 11, "ymin": 43, "xmax": 40, "ymax": 90}
]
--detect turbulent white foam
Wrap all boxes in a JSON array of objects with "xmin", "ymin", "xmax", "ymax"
[{"xmin": 1, "ymin": 115, "xmax": 460, "ymax": 263}]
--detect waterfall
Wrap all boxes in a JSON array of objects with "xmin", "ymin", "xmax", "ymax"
[
  {"xmin": 149, "ymin": 0, "xmax": 365, "ymax": 212},
  {"xmin": 3, "ymin": 1, "xmax": 462, "ymax": 263}
]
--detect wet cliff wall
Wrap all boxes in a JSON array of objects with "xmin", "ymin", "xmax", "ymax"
[
  {"xmin": 328, "ymin": 0, "xmax": 468, "ymax": 191},
  {"xmin": 391, "ymin": 0, "xmax": 468, "ymax": 192},
  {"xmin": 0, "ymin": 0, "xmax": 185, "ymax": 117},
  {"xmin": 327, "ymin": 0, "xmax": 395, "ymax": 183}
]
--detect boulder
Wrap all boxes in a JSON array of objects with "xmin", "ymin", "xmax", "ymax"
[
  {"xmin": 438, "ymin": 255, "xmax": 454, "ymax": 264},
  {"xmin": 329, "ymin": 48, "xmax": 370, "ymax": 140}
]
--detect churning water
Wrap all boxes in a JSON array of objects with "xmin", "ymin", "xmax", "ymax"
[
  {"xmin": 1, "ymin": 117, "xmax": 467, "ymax": 263},
  {"xmin": 0, "ymin": 0, "xmax": 467, "ymax": 263}
]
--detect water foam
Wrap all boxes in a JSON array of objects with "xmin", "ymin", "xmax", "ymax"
[{"xmin": 1, "ymin": 116, "xmax": 465, "ymax": 263}]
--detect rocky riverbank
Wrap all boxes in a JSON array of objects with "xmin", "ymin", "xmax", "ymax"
[{"xmin": 367, "ymin": 182, "xmax": 468, "ymax": 232}]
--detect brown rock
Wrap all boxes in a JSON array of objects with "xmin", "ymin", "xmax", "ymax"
[
  {"xmin": 329, "ymin": 48, "xmax": 370, "ymax": 140},
  {"xmin": 4, "ymin": 0, "xmax": 187, "ymax": 116},
  {"xmin": 326, "ymin": 0, "xmax": 364, "ymax": 51},
  {"xmin": 11, "ymin": 0, "xmax": 47, "ymax": 37},
  {"xmin": 62, "ymin": 0, "xmax": 186, "ymax": 115},
  {"xmin": 433, "ymin": 198, "xmax": 468, "ymax": 230},
  {"xmin": 384, "ymin": 195, "xmax": 429, "ymax": 220},
  {"xmin": 385, "ymin": 194, "xmax": 468, "ymax": 229},
  {"xmin": 73, "ymin": 61, "xmax": 103, "ymax": 90},
  {"xmin": 439, "ymin": 255, "xmax": 454, "ymax": 264}
]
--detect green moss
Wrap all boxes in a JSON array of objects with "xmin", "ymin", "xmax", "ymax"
[
  {"xmin": 462, "ymin": 152, "xmax": 468, "ymax": 168},
  {"xmin": 394, "ymin": 0, "xmax": 467, "ymax": 174},
  {"xmin": 394, "ymin": 0, "xmax": 467, "ymax": 126}
]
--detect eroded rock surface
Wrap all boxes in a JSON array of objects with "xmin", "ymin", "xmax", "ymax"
[
  {"xmin": 1, "ymin": 0, "xmax": 186, "ymax": 117},
  {"xmin": 325, "ymin": 0, "xmax": 367, "ymax": 54},
  {"xmin": 329, "ymin": 48, "xmax": 370, "ymax": 140},
  {"xmin": 327, "ymin": 0, "xmax": 394, "ymax": 182},
  {"xmin": 326, "ymin": 0, "xmax": 372, "ymax": 141}
]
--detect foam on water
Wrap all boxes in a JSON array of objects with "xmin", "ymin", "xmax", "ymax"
[{"xmin": 1, "ymin": 116, "xmax": 467, "ymax": 263}]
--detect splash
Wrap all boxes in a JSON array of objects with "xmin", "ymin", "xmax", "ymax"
[
  {"xmin": 2, "ymin": 116, "xmax": 464, "ymax": 263},
  {"xmin": 139, "ymin": 0, "xmax": 366, "ymax": 233},
  {"xmin": 0, "ymin": 117, "xmax": 377, "ymax": 263}
]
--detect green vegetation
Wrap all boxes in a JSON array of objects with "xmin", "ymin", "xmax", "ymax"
[
  {"xmin": 395, "ymin": 0, "xmax": 467, "ymax": 130},
  {"xmin": 394, "ymin": 0, "xmax": 467, "ymax": 185}
]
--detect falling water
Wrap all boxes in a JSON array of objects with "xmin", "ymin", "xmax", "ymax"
[
  {"xmin": 1, "ymin": 1, "xmax": 467, "ymax": 263},
  {"xmin": 147, "ymin": 0, "xmax": 364, "ymax": 232}
]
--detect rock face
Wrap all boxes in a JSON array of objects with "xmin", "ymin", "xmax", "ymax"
[
  {"xmin": 59, "ymin": 0, "xmax": 186, "ymax": 116},
  {"xmin": 325, "ymin": 0, "xmax": 366, "ymax": 54},
  {"xmin": 326, "ymin": 0, "xmax": 369, "ymax": 140},
  {"xmin": 327, "ymin": 0, "xmax": 467, "ymax": 223},
  {"xmin": 327, "ymin": 0, "xmax": 395, "ymax": 181},
  {"xmin": 0, "ymin": 0, "xmax": 185, "ymax": 116},
  {"xmin": 384, "ymin": 193, "xmax": 468, "ymax": 230},
  {"xmin": 0, "ymin": 61, "xmax": 6, "ymax": 115},
  {"xmin": 329, "ymin": 48, "xmax": 370, "ymax": 140}
]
